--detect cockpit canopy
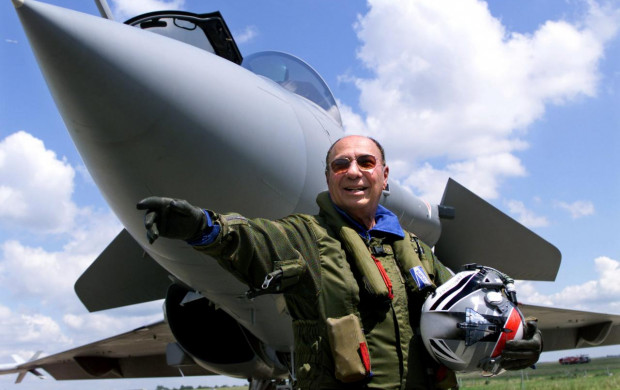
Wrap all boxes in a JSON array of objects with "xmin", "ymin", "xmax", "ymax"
[
  {"xmin": 125, "ymin": 11, "xmax": 243, "ymax": 65},
  {"xmin": 242, "ymin": 51, "xmax": 342, "ymax": 125},
  {"xmin": 126, "ymin": 10, "xmax": 341, "ymax": 125}
]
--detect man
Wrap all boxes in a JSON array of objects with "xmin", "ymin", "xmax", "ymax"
[{"xmin": 138, "ymin": 135, "xmax": 541, "ymax": 389}]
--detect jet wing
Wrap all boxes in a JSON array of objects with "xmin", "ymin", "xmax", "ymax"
[
  {"xmin": 520, "ymin": 304, "xmax": 620, "ymax": 351},
  {"xmin": 5, "ymin": 305, "xmax": 618, "ymax": 383},
  {"xmin": 435, "ymin": 179, "xmax": 562, "ymax": 281},
  {"xmin": 0, "ymin": 320, "xmax": 213, "ymax": 381},
  {"xmin": 75, "ymin": 229, "xmax": 172, "ymax": 312}
]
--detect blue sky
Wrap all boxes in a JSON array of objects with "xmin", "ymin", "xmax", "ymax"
[{"xmin": 1, "ymin": 0, "xmax": 619, "ymax": 388}]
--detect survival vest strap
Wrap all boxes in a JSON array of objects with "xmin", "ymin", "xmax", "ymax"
[
  {"xmin": 340, "ymin": 226, "xmax": 394, "ymax": 301},
  {"xmin": 317, "ymin": 192, "xmax": 436, "ymax": 302}
]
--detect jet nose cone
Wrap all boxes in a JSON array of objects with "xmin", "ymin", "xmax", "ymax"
[
  {"xmin": 15, "ymin": 0, "xmax": 308, "ymax": 230},
  {"xmin": 15, "ymin": 0, "xmax": 180, "ymax": 143}
]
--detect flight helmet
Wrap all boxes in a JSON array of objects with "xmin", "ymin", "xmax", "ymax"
[{"xmin": 420, "ymin": 264, "xmax": 525, "ymax": 375}]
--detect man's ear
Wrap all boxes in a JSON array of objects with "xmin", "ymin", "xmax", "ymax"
[{"xmin": 383, "ymin": 165, "xmax": 389, "ymax": 189}]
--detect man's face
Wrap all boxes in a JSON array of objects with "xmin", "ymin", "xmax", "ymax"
[{"xmin": 326, "ymin": 136, "xmax": 389, "ymax": 226}]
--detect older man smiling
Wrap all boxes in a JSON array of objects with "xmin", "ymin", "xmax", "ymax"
[{"xmin": 137, "ymin": 135, "xmax": 541, "ymax": 389}]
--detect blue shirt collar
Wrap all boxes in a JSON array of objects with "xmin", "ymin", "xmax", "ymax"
[{"xmin": 331, "ymin": 199, "xmax": 405, "ymax": 240}]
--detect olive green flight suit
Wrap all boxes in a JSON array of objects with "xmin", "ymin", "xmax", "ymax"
[{"xmin": 194, "ymin": 192, "xmax": 454, "ymax": 389}]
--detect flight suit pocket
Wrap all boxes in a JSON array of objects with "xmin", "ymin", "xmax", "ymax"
[{"xmin": 326, "ymin": 313, "xmax": 371, "ymax": 383}]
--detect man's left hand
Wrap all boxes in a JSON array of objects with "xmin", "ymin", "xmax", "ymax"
[{"xmin": 501, "ymin": 317, "xmax": 543, "ymax": 370}]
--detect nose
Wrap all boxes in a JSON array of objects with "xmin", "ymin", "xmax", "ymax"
[{"xmin": 344, "ymin": 160, "xmax": 364, "ymax": 178}]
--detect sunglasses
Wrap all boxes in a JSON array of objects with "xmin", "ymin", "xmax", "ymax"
[{"xmin": 329, "ymin": 154, "xmax": 379, "ymax": 174}]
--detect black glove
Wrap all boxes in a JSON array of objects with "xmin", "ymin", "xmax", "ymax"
[
  {"xmin": 136, "ymin": 196, "xmax": 207, "ymax": 244},
  {"xmin": 501, "ymin": 317, "xmax": 543, "ymax": 370}
]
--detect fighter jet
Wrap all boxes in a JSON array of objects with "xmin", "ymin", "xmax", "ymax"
[{"xmin": 5, "ymin": 0, "xmax": 620, "ymax": 388}]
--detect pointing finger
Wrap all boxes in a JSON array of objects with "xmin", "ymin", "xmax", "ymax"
[
  {"xmin": 144, "ymin": 210, "xmax": 158, "ymax": 230},
  {"xmin": 146, "ymin": 228, "xmax": 159, "ymax": 244},
  {"xmin": 144, "ymin": 211, "xmax": 160, "ymax": 244},
  {"xmin": 137, "ymin": 196, "xmax": 172, "ymax": 210}
]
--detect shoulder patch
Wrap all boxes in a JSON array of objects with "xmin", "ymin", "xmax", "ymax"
[{"xmin": 410, "ymin": 265, "xmax": 432, "ymax": 290}]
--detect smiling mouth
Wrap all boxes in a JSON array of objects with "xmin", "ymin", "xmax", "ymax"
[{"xmin": 344, "ymin": 186, "xmax": 368, "ymax": 193}]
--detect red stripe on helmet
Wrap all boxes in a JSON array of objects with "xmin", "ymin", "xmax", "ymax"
[{"xmin": 491, "ymin": 307, "xmax": 523, "ymax": 358}]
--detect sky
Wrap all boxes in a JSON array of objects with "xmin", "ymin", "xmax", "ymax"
[{"xmin": 1, "ymin": 0, "xmax": 620, "ymax": 388}]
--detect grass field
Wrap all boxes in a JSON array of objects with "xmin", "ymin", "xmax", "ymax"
[
  {"xmin": 190, "ymin": 357, "xmax": 620, "ymax": 390},
  {"xmin": 457, "ymin": 356, "xmax": 620, "ymax": 389}
]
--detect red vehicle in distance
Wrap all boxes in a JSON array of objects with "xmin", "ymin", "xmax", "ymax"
[{"xmin": 559, "ymin": 355, "xmax": 591, "ymax": 365}]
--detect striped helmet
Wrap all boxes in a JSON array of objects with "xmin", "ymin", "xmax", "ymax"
[{"xmin": 420, "ymin": 265, "xmax": 524, "ymax": 375}]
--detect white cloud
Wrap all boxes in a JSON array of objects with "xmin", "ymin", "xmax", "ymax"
[
  {"xmin": 342, "ymin": 0, "xmax": 620, "ymax": 201},
  {"xmin": 555, "ymin": 200, "xmax": 595, "ymax": 219},
  {"xmin": 0, "ymin": 240, "xmax": 79, "ymax": 300},
  {"xmin": 518, "ymin": 256, "xmax": 620, "ymax": 313},
  {"xmin": 0, "ymin": 131, "xmax": 122, "ymax": 306},
  {"xmin": 402, "ymin": 162, "xmax": 449, "ymax": 203},
  {"xmin": 0, "ymin": 208, "xmax": 121, "ymax": 306},
  {"xmin": 0, "ymin": 129, "xmax": 159, "ymax": 367},
  {"xmin": 0, "ymin": 130, "xmax": 123, "ymax": 318},
  {"xmin": 0, "ymin": 131, "xmax": 149, "ymax": 362},
  {"xmin": 0, "ymin": 207, "xmax": 146, "ymax": 360},
  {"xmin": 0, "ymin": 132, "xmax": 77, "ymax": 234},
  {"xmin": 514, "ymin": 281, "xmax": 554, "ymax": 307},
  {"xmin": 506, "ymin": 199, "xmax": 550, "ymax": 228},
  {"xmin": 111, "ymin": 0, "xmax": 186, "ymax": 21},
  {"xmin": 0, "ymin": 303, "xmax": 163, "ymax": 366},
  {"xmin": 235, "ymin": 25, "xmax": 258, "ymax": 44},
  {"xmin": 75, "ymin": 164, "xmax": 95, "ymax": 186},
  {"xmin": 339, "ymin": 100, "xmax": 369, "ymax": 134},
  {"xmin": 0, "ymin": 304, "xmax": 72, "ymax": 356}
]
